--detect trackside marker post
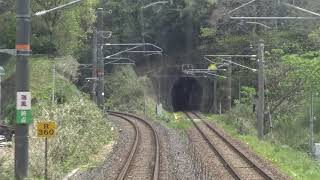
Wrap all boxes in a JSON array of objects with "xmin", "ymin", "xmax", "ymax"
[
  {"xmin": 36, "ymin": 121, "xmax": 57, "ymax": 138},
  {"xmin": 36, "ymin": 121, "xmax": 57, "ymax": 180},
  {"xmin": 15, "ymin": 0, "xmax": 32, "ymax": 178},
  {"xmin": 16, "ymin": 92, "xmax": 32, "ymax": 124}
]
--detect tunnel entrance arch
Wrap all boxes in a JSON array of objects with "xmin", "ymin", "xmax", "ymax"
[{"xmin": 171, "ymin": 77, "xmax": 203, "ymax": 112}]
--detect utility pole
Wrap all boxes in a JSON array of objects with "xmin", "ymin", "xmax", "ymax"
[
  {"xmin": 0, "ymin": 66, "xmax": 4, "ymax": 118},
  {"xmin": 213, "ymin": 77, "xmax": 217, "ymax": 113},
  {"xmin": 257, "ymin": 39, "xmax": 265, "ymax": 140},
  {"xmin": 310, "ymin": 88, "xmax": 315, "ymax": 158},
  {"xmin": 15, "ymin": 0, "xmax": 32, "ymax": 179},
  {"xmin": 0, "ymin": 75, "xmax": 1, "ymax": 117},
  {"xmin": 97, "ymin": 8, "xmax": 105, "ymax": 109},
  {"xmin": 156, "ymin": 76, "xmax": 162, "ymax": 116},
  {"xmin": 227, "ymin": 59, "xmax": 232, "ymax": 111},
  {"xmin": 91, "ymin": 30, "xmax": 98, "ymax": 103},
  {"xmin": 238, "ymin": 73, "xmax": 241, "ymax": 103}
]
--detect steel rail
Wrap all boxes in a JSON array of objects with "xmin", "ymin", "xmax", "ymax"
[
  {"xmin": 0, "ymin": 124, "xmax": 14, "ymax": 142},
  {"xmin": 0, "ymin": 124, "xmax": 14, "ymax": 131},
  {"xmin": 191, "ymin": 112, "xmax": 274, "ymax": 180},
  {"xmin": 109, "ymin": 113, "xmax": 139, "ymax": 180},
  {"xmin": 109, "ymin": 111, "xmax": 160, "ymax": 180},
  {"xmin": 185, "ymin": 112, "xmax": 242, "ymax": 180}
]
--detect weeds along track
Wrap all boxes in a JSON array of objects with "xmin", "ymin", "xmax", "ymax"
[
  {"xmin": 185, "ymin": 111, "xmax": 274, "ymax": 180},
  {"xmin": 108, "ymin": 112, "xmax": 160, "ymax": 180}
]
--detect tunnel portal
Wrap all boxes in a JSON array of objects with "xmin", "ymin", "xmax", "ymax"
[{"xmin": 171, "ymin": 77, "xmax": 203, "ymax": 112}]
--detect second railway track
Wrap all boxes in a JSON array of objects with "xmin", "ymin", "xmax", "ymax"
[
  {"xmin": 185, "ymin": 111, "xmax": 274, "ymax": 180},
  {"xmin": 109, "ymin": 112, "xmax": 160, "ymax": 180}
]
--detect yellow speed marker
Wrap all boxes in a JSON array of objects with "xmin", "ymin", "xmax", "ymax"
[
  {"xmin": 36, "ymin": 121, "xmax": 57, "ymax": 138},
  {"xmin": 208, "ymin": 64, "xmax": 217, "ymax": 71},
  {"xmin": 174, "ymin": 113, "xmax": 181, "ymax": 121}
]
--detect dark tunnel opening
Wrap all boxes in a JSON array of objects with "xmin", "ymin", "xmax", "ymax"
[{"xmin": 171, "ymin": 77, "xmax": 203, "ymax": 112}]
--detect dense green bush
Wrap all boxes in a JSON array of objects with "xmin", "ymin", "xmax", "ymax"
[
  {"xmin": 105, "ymin": 66, "xmax": 146, "ymax": 113},
  {"xmin": 29, "ymin": 96, "xmax": 113, "ymax": 179},
  {"xmin": 224, "ymin": 103, "xmax": 256, "ymax": 135},
  {"xmin": 0, "ymin": 57, "xmax": 114, "ymax": 179}
]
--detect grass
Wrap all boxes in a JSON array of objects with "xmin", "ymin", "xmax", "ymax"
[
  {"xmin": 166, "ymin": 112, "xmax": 192, "ymax": 130},
  {"xmin": 1, "ymin": 56, "xmax": 114, "ymax": 179},
  {"xmin": 0, "ymin": 149, "xmax": 14, "ymax": 180},
  {"xmin": 104, "ymin": 65, "xmax": 183, "ymax": 130},
  {"xmin": 206, "ymin": 114, "xmax": 320, "ymax": 180}
]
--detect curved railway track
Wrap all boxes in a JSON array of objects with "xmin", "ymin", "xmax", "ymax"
[
  {"xmin": 185, "ymin": 111, "xmax": 274, "ymax": 180},
  {"xmin": 109, "ymin": 111, "xmax": 160, "ymax": 180},
  {"xmin": 0, "ymin": 124, "xmax": 14, "ymax": 131},
  {"xmin": 0, "ymin": 124, "xmax": 14, "ymax": 141}
]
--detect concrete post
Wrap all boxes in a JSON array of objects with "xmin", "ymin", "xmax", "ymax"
[
  {"xmin": 257, "ymin": 39, "xmax": 265, "ymax": 140},
  {"xmin": 97, "ymin": 8, "xmax": 105, "ymax": 109},
  {"xmin": 227, "ymin": 60, "xmax": 232, "ymax": 111},
  {"xmin": 92, "ymin": 31, "xmax": 98, "ymax": 103},
  {"xmin": 0, "ymin": 76, "xmax": 2, "ymax": 118},
  {"xmin": 310, "ymin": 88, "xmax": 315, "ymax": 157},
  {"xmin": 213, "ymin": 77, "xmax": 217, "ymax": 113},
  {"xmin": 15, "ymin": 0, "xmax": 31, "ymax": 178}
]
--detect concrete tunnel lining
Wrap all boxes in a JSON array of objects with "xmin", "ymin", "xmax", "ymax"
[{"xmin": 171, "ymin": 77, "xmax": 203, "ymax": 112}]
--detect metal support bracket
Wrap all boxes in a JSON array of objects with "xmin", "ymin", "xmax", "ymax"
[
  {"xmin": 204, "ymin": 55, "xmax": 257, "ymax": 72},
  {"xmin": 228, "ymin": 0, "xmax": 320, "ymax": 20},
  {"xmin": 0, "ymin": 49, "xmax": 16, "ymax": 56},
  {"xmin": 104, "ymin": 43, "xmax": 163, "ymax": 59},
  {"xmin": 104, "ymin": 57, "xmax": 136, "ymax": 65}
]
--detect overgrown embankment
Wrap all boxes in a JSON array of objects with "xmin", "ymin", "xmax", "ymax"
[
  {"xmin": 0, "ymin": 56, "xmax": 114, "ymax": 179},
  {"xmin": 206, "ymin": 103, "xmax": 320, "ymax": 180},
  {"xmin": 105, "ymin": 65, "xmax": 174, "ymax": 121}
]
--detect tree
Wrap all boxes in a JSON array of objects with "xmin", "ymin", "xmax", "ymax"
[{"xmin": 32, "ymin": 0, "xmax": 98, "ymax": 55}]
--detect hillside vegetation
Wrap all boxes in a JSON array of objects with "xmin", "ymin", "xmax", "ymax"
[
  {"xmin": 0, "ymin": 56, "xmax": 114, "ymax": 179},
  {"xmin": 1, "ymin": 0, "xmax": 320, "ymax": 179}
]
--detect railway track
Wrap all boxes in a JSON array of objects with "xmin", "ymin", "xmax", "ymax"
[
  {"xmin": 185, "ymin": 111, "xmax": 274, "ymax": 180},
  {"xmin": 109, "ymin": 111, "xmax": 160, "ymax": 180},
  {"xmin": 0, "ymin": 124, "xmax": 14, "ymax": 131},
  {"xmin": 0, "ymin": 124, "xmax": 14, "ymax": 141}
]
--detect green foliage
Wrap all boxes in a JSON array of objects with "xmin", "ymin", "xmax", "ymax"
[
  {"xmin": 166, "ymin": 112, "xmax": 192, "ymax": 130},
  {"xmin": 224, "ymin": 103, "xmax": 256, "ymax": 135},
  {"xmin": 1, "ymin": 56, "xmax": 114, "ymax": 179},
  {"xmin": 240, "ymin": 135, "xmax": 320, "ymax": 180},
  {"xmin": 308, "ymin": 27, "xmax": 320, "ymax": 49},
  {"xmin": 216, "ymin": 35, "xmax": 251, "ymax": 54},
  {"xmin": 282, "ymin": 54, "xmax": 320, "ymax": 90},
  {"xmin": 0, "ymin": 12, "xmax": 15, "ymax": 48},
  {"xmin": 206, "ymin": 114, "xmax": 320, "ymax": 180},
  {"xmin": 0, "ymin": 0, "xmax": 97, "ymax": 58},
  {"xmin": 273, "ymin": 114, "xmax": 309, "ymax": 150},
  {"xmin": 29, "ymin": 97, "xmax": 113, "ymax": 179},
  {"xmin": 266, "ymin": 51, "xmax": 320, "ymax": 116},
  {"xmin": 103, "ymin": 65, "xmax": 181, "ymax": 131},
  {"xmin": 200, "ymin": 27, "xmax": 216, "ymax": 38},
  {"xmin": 31, "ymin": 0, "xmax": 97, "ymax": 56},
  {"xmin": 105, "ymin": 66, "xmax": 145, "ymax": 113},
  {"xmin": 0, "ymin": 149, "xmax": 14, "ymax": 180},
  {"xmin": 104, "ymin": 0, "xmax": 214, "ymax": 54},
  {"xmin": 29, "ymin": 57, "xmax": 80, "ymax": 106},
  {"xmin": 240, "ymin": 86, "xmax": 256, "ymax": 104}
]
